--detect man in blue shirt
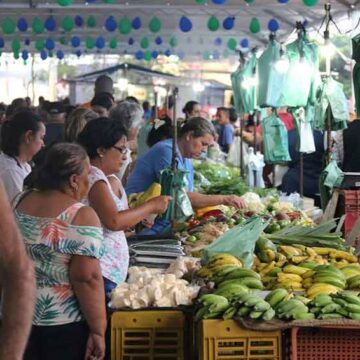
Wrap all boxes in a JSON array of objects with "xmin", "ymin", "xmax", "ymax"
[{"xmin": 216, "ymin": 107, "xmax": 234, "ymax": 154}]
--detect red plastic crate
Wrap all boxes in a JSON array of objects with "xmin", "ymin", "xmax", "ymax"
[
  {"xmin": 285, "ymin": 326, "xmax": 360, "ymax": 360},
  {"xmin": 339, "ymin": 190, "xmax": 360, "ymax": 243}
]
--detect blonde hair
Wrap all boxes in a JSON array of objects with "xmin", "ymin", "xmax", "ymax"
[{"xmin": 65, "ymin": 108, "xmax": 98, "ymax": 142}]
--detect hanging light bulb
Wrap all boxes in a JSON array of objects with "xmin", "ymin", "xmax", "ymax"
[
  {"xmin": 274, "ymin": 45, "xmax": 289, "ymax": 73},
  {"xmin": 320, "ymin": 30, "xmax": 335, "ymax": 58}
]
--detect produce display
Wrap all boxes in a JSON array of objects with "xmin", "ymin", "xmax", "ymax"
[
  {"xmin": 111, "ymin": 258, "xmax": 200, "ymax": 309},
  {"xmin": 177, "ymin": 191, "xmax": 312, "ymax": 258}
]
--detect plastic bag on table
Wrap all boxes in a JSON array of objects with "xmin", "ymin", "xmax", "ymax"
[
  {"xmin": 202, "ymin": 217, "xmax": 268, "ymax": 269},
  {"xmin": 227, "ymin": 136, "xmax": 249, "ymax": 168},
  {"xmin": 159, "ymin": 167, "xmax": 193, "ymax": 222}
]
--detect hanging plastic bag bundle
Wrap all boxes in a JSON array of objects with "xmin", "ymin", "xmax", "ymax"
[
  {"xmin": 280, "ymin": 33, "xmax": 320, "ymax": 108},
  {"xmin": 319, "ymin": 154, "xmax": 344, "ymax": 209},
  {"xmin": 231, "ymin": 53, "xmax": 257, "ymax": 115},
  {"xmin": 261, "ymin": 113, "xmax": 291, "ymax": 164},
  {"xmin": 292, "ymin": 107, "xmax": 316, "ymax": 154},
  {"xmin": 257, "ymin": 38, "xmax": 288, "ymax": 108},
  {"xmin": 314, "ymin": 76, "xmax": 348, "ymax": 131}
]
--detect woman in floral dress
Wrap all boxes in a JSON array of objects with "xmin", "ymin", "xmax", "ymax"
[{"xmin": 14, "ymin": 143, "xmax": 106, "ymax": 360}]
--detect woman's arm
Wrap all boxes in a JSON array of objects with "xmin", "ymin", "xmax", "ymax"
[
  {"xmin": 70, "ymin": 206, "xmax": 106, "ymax": 360},
  {"xmin": 188, "ymin": 192, "xmax": 245, "ymax": 210},
  {"xmin": 0, "ymin": 182, "xmax": 35, "ymax": 360},
  {"xmin": 89, "ymin": 181, "xmax": 171, "ymax": 231}
]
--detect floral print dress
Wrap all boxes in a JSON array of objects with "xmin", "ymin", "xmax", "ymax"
[
  {"xmin": 84, "ymin": 166, "xmax": 129, "ymax": 285},
  {"xmin": 14, "ymin": 199, "xmax": 104, "ymax": 326}
]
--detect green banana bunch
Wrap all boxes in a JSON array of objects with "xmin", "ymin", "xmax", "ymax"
[
  {"xmin": 265, "ymin": 288, "xmax": 289, "ymax": 308},
  {"xmin": 217, "ymin": 277, "xmax": 263, "ymax": 290},
  {"xmin": 195, "ymin": 294, "xmax": 230, "ymax": 320},
  {"xmin": 276, "ymin": 299, "xmax": 310, "ymax": 320},
  {"xmin": 214, "ymin": 283, "xmax": 249, "ymax": 298},
  {"xmin": 231, "ymin": 293, "xmax": 275, "ymax": 321}
]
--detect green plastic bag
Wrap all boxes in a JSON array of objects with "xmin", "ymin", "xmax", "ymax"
[
  {"xmin": 280, "ymin": 34, "xmax": 320, "ymax": 107},
  {"xmin": 202, "ymin": 217, "xmax": 268, "ymax": 268},
  {"xmin": 257, "ymin": 39, "xmax": 287, "ymax": 108},
  {"xmin": 261, "ymin": 114, "xmax": 291, "ymax": 164},
  {"xmin": 314, "ymin": 77, "xmax": 348, "ymax": 131},
  {"xmin": 319, "ymin": 155, "xmax": 344, "ymax": 209},
  {"xmin": 231, "ymin": 53, "xmax": 257, "ymax": 115},
  {"xmin": 160, "ymin": 168, "xmax": 193, "ymax": 222}
]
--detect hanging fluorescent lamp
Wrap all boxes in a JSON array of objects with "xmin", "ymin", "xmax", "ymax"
[{"xmin": 320, "ymin": 29, "xmax": 335, "ymax": 58}]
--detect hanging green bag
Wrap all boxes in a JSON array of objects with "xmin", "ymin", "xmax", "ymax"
[
  {"xmin": 231, "ymin": 54, "xmax": 257, "ymax": 115},
  {"xmin": 319, "ymin": 155, "xmax": 344, "ymax": 209},
  {"xmin": 160, "ymin": 168, "xmax": 193, "ymax": 222},
  {"xmin": 261, "ymin": 113, "xmax": 291, "ymax": 164},
  {"xmin": 314, "ymin": 77, "xmax": 348, "ymax": 131},
  {"xmin": 280, "ymin": 34, "xmax": 320, "ymax": 107},
  {"xmin": 257, "ymin": 39, "xmax": 288, "ymax": 108}
]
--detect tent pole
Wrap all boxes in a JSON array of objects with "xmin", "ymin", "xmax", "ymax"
[
  {"xmin": 240, "ymin": 115, "xmax": 245, "ymax": 180},
  {"xmin": 300, "ymin": 153, "xmax": 304, "ymax": 197},
  {"xmin": 172, "ymin": 88, "xmax": 179, "ymax": 224}
]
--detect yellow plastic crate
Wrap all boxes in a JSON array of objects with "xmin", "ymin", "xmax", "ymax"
[
  {"xmin": 111, "ymin": 310, "xmax": 187, "ymax": 360},
  {"xmin": 198, "ymin": 319, "xmax": 282, "ymax": 360}
]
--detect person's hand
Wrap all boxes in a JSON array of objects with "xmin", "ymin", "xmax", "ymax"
[
  {"xmin": 84, "ymin": 333, "xmax": 105, "ymax": 360},
  {"xmin": 222, "ymin": 195, "xmax": 246, "ymax": 210},
  {"xmin": 147, "ymin": 196, "xmax": 172, "ymax": 214}
]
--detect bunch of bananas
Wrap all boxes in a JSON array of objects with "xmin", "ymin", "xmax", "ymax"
[
  {"xmin": 261, "ymin": 263, "xmax": 316, "ymax": 291},
  {"xmin": 302, "ymin": 265, "xmax": 346, "ymax": 299},
  {"xmin": 342, "ymin": 264, "xmax": 360, "ymax": 290},
  {"xmin": 195, "ymin": 294, "xmax": 230, "ymax": 320},
  {"xmin": 308, "ymin": 291, "xmax": 360, "ymax": 320},
  {"xmin": 197, "ymin": 253, "xmax": 242, "ymax": 280},
  {"xmin": 254, "ymin": 244, "xmax": 359, "ymax": 291},
  {"xmin": 265, "ymin": 288, "xmax": 314, "ymax": 320},
  {"xmin": 214, "ymin": 268, "xmax": 263, "ymax": 297},
  {"xmin": 227, "ymin": 293, "xmax": 275, "ymax": 321}
]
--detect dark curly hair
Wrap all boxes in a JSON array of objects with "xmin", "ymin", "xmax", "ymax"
[{"xmin": 77, "ymin": 117, "xmax": 128, "ymax": 159}]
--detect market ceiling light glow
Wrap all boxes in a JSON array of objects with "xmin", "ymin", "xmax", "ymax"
[
  {"xmin": 117, "ymin": 78, "xmax": 129, "ymax": 89},
  {"xmin": 193, "ymin": 82, "xmax": 205, "ymax": 92},
  {"xmin": 274, "ymin": 57, "xmax": 290, "ymax": 73},
  {"xmin": 242, "ymin": 76, "xmax": 258, "ymax": 89},
  {"xmin": 320, "ymin": 40, "xmax": 335, "ymax": 58}
]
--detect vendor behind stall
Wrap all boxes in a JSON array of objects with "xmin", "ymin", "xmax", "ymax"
[{"xmin": 126, "ymin": 117, "xmax": 245, "ymax": 209}]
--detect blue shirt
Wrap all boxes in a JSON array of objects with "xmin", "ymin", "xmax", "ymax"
[
  {"xmin": 218, "ymin": 123, "xmax": 234, "ymax": 153},
  {"xmin": 126, "ymin": 139, "xmax": 194, "ymax": 194}
]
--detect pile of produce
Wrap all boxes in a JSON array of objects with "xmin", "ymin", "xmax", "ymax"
[{"xmin": 111, "ymin": 258, "xmax": 201, "ymax": 309}]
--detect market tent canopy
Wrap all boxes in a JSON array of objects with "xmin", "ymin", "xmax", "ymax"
[{"xmin": 0, "ymin": 0, "xmax": 351, "ymax": 58}]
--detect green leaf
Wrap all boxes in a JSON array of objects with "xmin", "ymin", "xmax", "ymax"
[
  {"xmin": 27, "ymin": 244, "xmax": 54, "ymax": 263},
  {"xmin": 34, "ymin": 294, "xmax": 60, "ymax": 324}
]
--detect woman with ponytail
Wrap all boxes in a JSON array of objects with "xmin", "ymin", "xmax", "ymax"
[{"xmin": 0, "ymin": 110, "xmax": 45, "ymax": 201}]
